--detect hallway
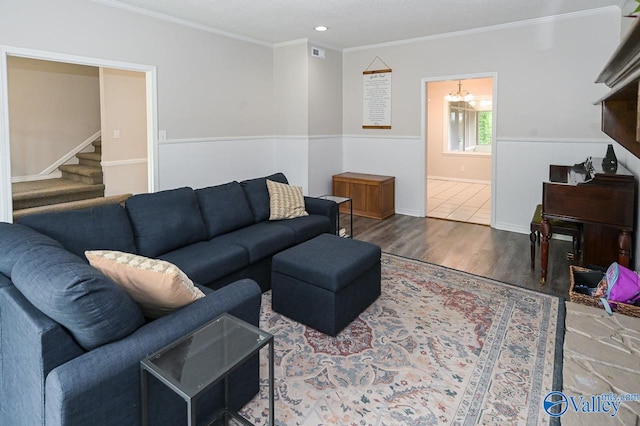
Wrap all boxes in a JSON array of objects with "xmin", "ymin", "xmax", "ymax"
[{"xmin": 426, "ymin": 178, "xmax": 491, "ymax": 225}]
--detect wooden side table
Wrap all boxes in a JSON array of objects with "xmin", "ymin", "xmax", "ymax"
[{"xmin": 332, "ymin": 172, "xmax": 395, "ymax": 220}]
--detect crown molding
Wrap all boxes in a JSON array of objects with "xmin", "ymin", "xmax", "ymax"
[
  {"xmin": 344, "ymin": 6, "xmax": 621, "ymax": 52},
  {"xmin": 90, "ymin": 0, "xmax": 273, "ymax": 48}
]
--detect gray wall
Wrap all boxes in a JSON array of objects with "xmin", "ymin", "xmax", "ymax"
[{"xmin": 1, "ymin": 0, "xmax": 274, "ymax": 140}]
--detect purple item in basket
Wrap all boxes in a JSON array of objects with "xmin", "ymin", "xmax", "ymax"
[{"xmin": 600, "ymin": 262, "xmax": 640, "ymax": 314}]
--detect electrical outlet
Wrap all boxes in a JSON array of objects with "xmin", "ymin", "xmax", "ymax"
[
  {"xmin": 460, "ymin": 165, "xmax": 465, "ymax": 172},
  {"xmin": 113, "ymin": 129, "xmax": 120, "ymax": 139}
]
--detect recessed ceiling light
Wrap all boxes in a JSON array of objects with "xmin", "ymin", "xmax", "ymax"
[{"xmin": 314, "ymin": 26, "xmax": 328, "ymax": 32}]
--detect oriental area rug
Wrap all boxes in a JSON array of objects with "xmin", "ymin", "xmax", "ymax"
[{"xmin": 239, "ymin": 254, "xmax": 564, "ymax": 425}]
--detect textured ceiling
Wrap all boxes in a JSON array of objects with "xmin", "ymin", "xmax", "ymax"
[{"xmin": 97, "ymin": 0, "xmax": 630, "ymax": 49}]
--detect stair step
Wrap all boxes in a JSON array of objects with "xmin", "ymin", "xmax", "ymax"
[
  {"xmin": 59, "ymin": 164, "xmax": 103, "ymax": 185},
  {"xmin": 13, "ymin": 193, "xmax": 132, "ymax": 221},
  {"xmin": 76, "ymin": 152, "xmax": 101, "ymax": 161},
  {"xmin": 78, "ymin": 158, "xmax": 101, "ymax": 168},
  {"xmin": 77, "ymin": 152, "xmax": 102, "ymax": 168},
  {"xmin": 12, "ymin": 178, "xmax": 105, "ymax": 210}
]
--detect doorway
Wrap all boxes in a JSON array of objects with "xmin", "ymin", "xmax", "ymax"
[
  {"xmin": 0, "ymin": 46, "xmax": 158, "ymax": 222},
  {"xmin": 422, "ymin": 75, "xmax": 497, "ymax": 226}
]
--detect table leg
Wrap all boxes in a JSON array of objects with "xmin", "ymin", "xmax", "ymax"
[
  {"xmin": 540, "ymin": 219, "xmax": 551, "ymax": 284},
  {"xmin": 224, "ymin": 376, "xmax": 230, "ymax": 425},
  {"xmin": 349, "ymin": 199, "xmax": 353, "ymax": 239},
  {"xmin": 141, "ymin": 368, "xmax": 148, "ymax": 426},
  {"xmin": 187, "ymin": 399, "xmax": 195, "ymax": 426},
  {"xmin": 269, "ymin": 343, "xmax": 275, "ymax": 425}
]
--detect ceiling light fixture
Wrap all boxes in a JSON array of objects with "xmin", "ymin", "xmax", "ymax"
[
  {"xmin": 314, "ymin": 26, "xmax": 328, "ymax": 32},
  {"xmin": 444, "ymin": 80, "xmax": 474, "ymax": 102}
]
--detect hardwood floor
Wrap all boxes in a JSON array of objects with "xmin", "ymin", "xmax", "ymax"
[{"xmin": 350, "ymin": 214, "xmax": 573, "ymax": 298}]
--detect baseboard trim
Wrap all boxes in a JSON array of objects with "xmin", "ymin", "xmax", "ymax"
[{"xmin": 396, "ymin": 208, "xmax": 422, "ymax": 217}]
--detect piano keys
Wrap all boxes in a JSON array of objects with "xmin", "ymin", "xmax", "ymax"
[{"xmin": 540, "ymin": 158, "xmax": 637, "ymax": 283}]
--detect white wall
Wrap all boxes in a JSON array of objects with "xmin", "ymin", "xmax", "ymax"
[
  {"xmin": 308, "ymin": 136, "xmax": 343, "ymax": 196},
  {"xmin": 2, "ymin": 0, "xmax": 274, "ymax": 138},
  {"xmin": 0, "ymin": 0, "xmax": 275, "ymax": 202},
  {"xmin": 307, "ymin": 42, "xmax": 343, "ymax": 194},
  {"xmin": 342, "ymin": 8, "xmax": 622, "ymax": 225},
  {"xmin": 271, "ymin": 40, "xmax": 344, "ymax": 194},
  {"xmin": 7, "ymin": 57, "xmax": 100, "ymax": 177},
  {"xmin": 158, "ymin": 137, "xmax": 275, "ymax": 190},
  {"xmin": 274, "ymin": 42, "xmax": 308, "ymax": 136},
  {"xmin": 100, "ymin": 68, "xmax": 148, "ymax": 196},
  {"xmin": 495, "ymin": 138, "xmax": 613, "ymax": 233},
  {"xmin": 309, "ymin": 46, "xmax": 343, "ymax": 136},
  {"xmin": 343, "ymin": 135, "xmax": 424, "ymax": 216}
]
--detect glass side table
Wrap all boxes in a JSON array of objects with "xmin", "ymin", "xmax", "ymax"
[
  {"xmin": 140, "ymin": 313, "xmax": 274, "ymax": 426},
  {"xmin": 318, "ymin": 195, "xmax": 353, "ymax": 238}
]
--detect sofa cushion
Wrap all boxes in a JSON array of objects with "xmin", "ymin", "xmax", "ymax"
[
  {"xmin": 195, "ymin": 181, "xmax": 255, "ymax": 238},
  {"xmin": 240, "ymin": 173, "xmax": 288, "ymax": 223},
  {"xmin": 16, "ymin": 204, "xmax": 136, "ymax": 260},
  {"xmin": 214, "ymin": 222, "xmax": 295, "ymax": 263},
  {"xmin": 266, "ymin": 179, "xmax": 308, "ymax": 220},
  {"xmin": 125, "ymin": 187, "xmax": 208, "ymax": 257},
  {"xmin": 267, "ymin": 215, "xmax": 330, "ymax": 243},
  {"xmin": 86, "ymin": 250, "xmax": 205, "ymax": 319},
  {"xmin": 11, "ymin": 245, "xmax": 144, "ymax": 351},
  {"xmin": 0, "ymin": 222, "xmax": 62, "ymax": 276},
  {"xmin": 272, "ymin": 234, "xmax": 382, "ymax": 292},
  {"xmin": 159, "ymin": 240, "xmax": 249, "ymax": 286}
]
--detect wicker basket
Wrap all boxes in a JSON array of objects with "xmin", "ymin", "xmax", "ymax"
[{"xmin": 569, "ymin": 265, "xmax": 640, "ymax": 317}]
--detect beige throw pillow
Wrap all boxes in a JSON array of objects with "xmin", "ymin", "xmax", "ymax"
[
  {"xmin": 85, "ymin": 250, "xmax": 205, "ymax": 319},
  {"xmin": 267, "ymin": 179, "xmax": 309, "ymax": 220}
]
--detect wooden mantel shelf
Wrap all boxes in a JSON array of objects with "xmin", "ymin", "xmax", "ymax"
[{"xmin": 595, "ymin": 19, "xmax": 640, "ymax": 160}]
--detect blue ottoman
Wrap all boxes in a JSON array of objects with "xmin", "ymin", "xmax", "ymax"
[{"xmin": 271, "ymin": 234, "xmax": 381, "ymax": 336}]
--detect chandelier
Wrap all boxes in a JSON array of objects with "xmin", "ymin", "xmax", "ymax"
[{"xmin": 444, "ymin": 80, "xmax": 474, "ymax": 102}]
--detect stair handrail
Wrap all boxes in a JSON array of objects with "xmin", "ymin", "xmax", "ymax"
[{"xmin": 39, "ymin": 130, "xmax": 101, "ymax": 176}]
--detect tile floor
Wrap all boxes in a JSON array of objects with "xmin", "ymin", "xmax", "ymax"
[{"xmin": 426, "ymin": 178, "xmax": 491, "ymax": 226}]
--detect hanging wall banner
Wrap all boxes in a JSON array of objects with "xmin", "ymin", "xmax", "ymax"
[{"xmin": 362, "ymin": 69, "xmax": 392, "ymax": 129}]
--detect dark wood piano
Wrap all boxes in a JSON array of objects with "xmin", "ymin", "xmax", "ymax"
[{"xmin": 540, "ymin": 158, "xmax": 637, "ymax": 283}]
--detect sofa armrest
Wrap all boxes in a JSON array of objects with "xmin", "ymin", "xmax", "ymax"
[
  {"xmin": 45, "ymin": 278, "xmax": 262, "ymax": 426},
  {"xmin": 0, "ymin": 284, "xmax": 86, "ymax": 425},
  {"xmin": 304, "ymin": 196, "xmax": 338, "ymax": 235}
]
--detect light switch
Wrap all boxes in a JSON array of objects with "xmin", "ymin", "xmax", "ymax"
[{"xmin": 159, "ymin": 130, "xmax": 167, "ymax": 141}]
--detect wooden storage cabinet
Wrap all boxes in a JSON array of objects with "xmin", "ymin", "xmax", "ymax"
[{"xmin": 332, "ymin": 172, "xmax": 395, "ymax": 220}]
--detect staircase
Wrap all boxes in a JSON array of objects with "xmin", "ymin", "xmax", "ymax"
[{"xmin": 12, "ymin": 138, "xmax": 111, "ymax": 219}]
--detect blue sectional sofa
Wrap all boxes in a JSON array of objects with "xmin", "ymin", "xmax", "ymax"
[{"xmin": 0, "ymin": 172, "xmax": 337, "ymax": 426}]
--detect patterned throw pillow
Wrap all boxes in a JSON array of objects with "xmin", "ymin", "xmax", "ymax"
[
  {"xmin": 85, "ymin": 250, "xmax": 205, "ymax": 318},
  {"xmin": 266, "ymin": 179, "xmax": 309, "ymax": 220}
]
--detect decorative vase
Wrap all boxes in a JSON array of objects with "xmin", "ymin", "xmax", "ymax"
[{"xmin": 602, "ymin": 144, "xmax": 618, "ymax": 172}]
